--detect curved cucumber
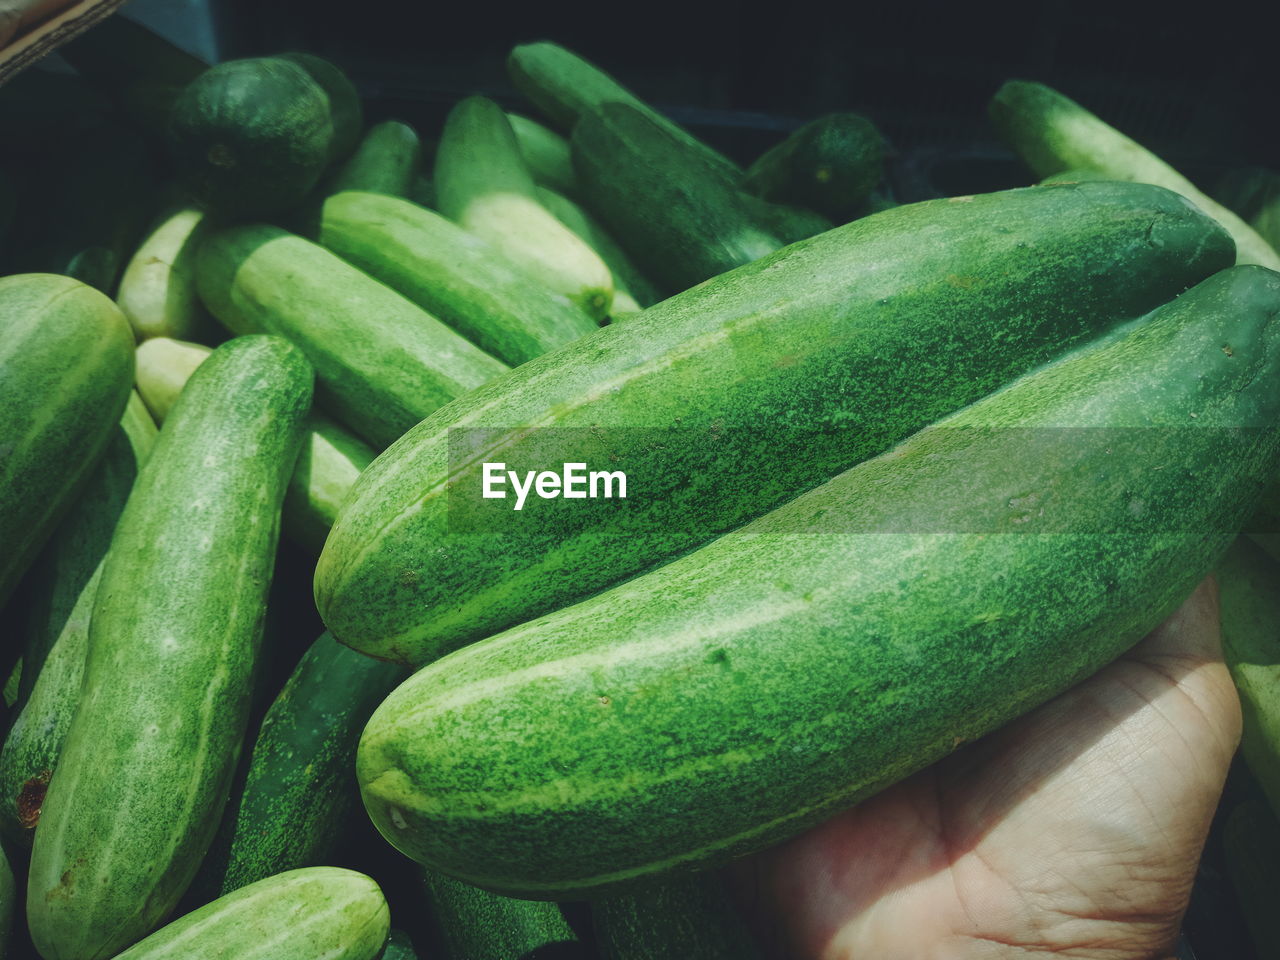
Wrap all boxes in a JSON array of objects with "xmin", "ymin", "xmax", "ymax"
[
  {"xmin": 135, "ymin": 337, "xmax": 375, "ymax": 555},
  {"xmin": 593, "ymin": 873, "xmax": 762, "ymax": 960},
  {"xmin": 198, "ymin": 632, "xmax": 405, "ymax": 897},
  {"xmin": 317, "ymin": 191, "xmax": 599, "ymax": 366},
  {"xmin": 0, "ymin": 392, "xmax": 156, "ymax": 849},
  {"xmin": 316, "ymin": 181, "xmax": 1234, "ymax": 667},
  {"xmin": 990, "ymin": 80, "xmax": 1280, "ymax": 271},
  {"xmin": 422, "ymin": 870, "xmax": 588, "ymax": 960},
  {"xmin": 0, "ymin": 274, "xmax": 135, "ymax": 612},
  {"xmin": 117, "ymin": 202, "xmax": 218, "ymax": 342},
  {"xmin": 508, "ymin": 112, "xmax": 578, "ymax": 196},
  {"xmin": 356, "ymin": 265, "xmax": 1280, "ymax": 897},
  {"xmin": 197, "ymin": 224, "xmax": 508, "ymax": 448},
  {"xmin": 27, "ymin": 335, "xmax": 313, "ymax": 960},
  {"xmin": 435, "ymin": 95, "xmax": 613, "ymax": 320},
  {"xmin": 327, "ymin": 119, "xmax": 422, "ymax": 198},
  {"xmin": 112, "ymin": 867, "xmax": 389, "ymax": 960}
]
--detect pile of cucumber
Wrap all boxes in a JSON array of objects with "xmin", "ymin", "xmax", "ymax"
[{"xmin": 3, "ymin": 16, "xmax": 1280, "ymax": 960}]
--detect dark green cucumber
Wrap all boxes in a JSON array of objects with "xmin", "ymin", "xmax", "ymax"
[
  {"xmin": 1217, "ymin": 537, "xmax": 1280, "ymax": 819},
  {"xmin": 741, "ymin": 194, "xmax": 834, "ymax": 245},
  {"xmin": 436, "ymin": 95, "xmax": 614, "ymax": 320},
  {"xmin": 593, "ymin": 873, "xmax": 762, "ymax": 960},
  {"xmin": 378, "ymin": 930, "xmax": 420, "ymax": 960},
  {"xmin": 409, "ymin": 173, "xmax": 435, "ymax": 209},
  {"xmin": 26, "ymin": 335, "xmax": 313, "ymax": 960},
  {"xmin": 134, "ymin": 336, "xmax": 377, "ymax": 554},
  {"xmin": 276, "ymin": 52, "xmax": 362, "ymax": 163},
  {"xmin": 508, "ymin": 111, "xmax": 578, "ymax": 195},
  {"xmin": 111, "ymin": 868, "xmax": 389, "ymax": 960},
  {"xmin": 327, "ymin": 120, "xmax": 422, "ymax": 198},
  {"xmin": 572, "ymin": 102, "xmax": 783, "ymax": 295},
  {"xmin": 197, "ymin": 223, "xmax": 509, "ymax": 448},
  {"xmin": 0, "ymin": 392, "xmax": 155, "ymax": 849},
  {"xmin": 0, "ymin": 274, "xmax": 135, "ymax": 613},
  {"xmin": 197, "ymin": 632, "xmax": 405, "ymax": 897},
  {"xmin": 317, "ymin": 191, "xmax": 600, "ymax": 367},
  {"xmin": 1214, "ymin": 167, "xmax": 1280, "ymax": 255},
  {"xmin": 168, "ymin": 58, "xmax": 335, "ymax": 218},
  {"xmin": 990, "ymin": 79, "xmax": 1280, "ymax": 271},
  {"xmin": 507, "ymin": 41, "xmax": 740, "ymax": 179},
  {"xmin": 743, "ymin": 113, "xmax": 885, "ymax": 221},
  {"xmin": 422, "ymin": 870, "xmax": 589, "ymax": 959},
  {"xmin": 356, "ymin": 264, "xmax": 1280, "ymax": 897},
  {"xmin": 1224, "ymin": 799, "xmax": 1280, "ymax": 960},
  {"xmin": 316, "ymin": 181, "xmax": 1234, "ymax": 667}
]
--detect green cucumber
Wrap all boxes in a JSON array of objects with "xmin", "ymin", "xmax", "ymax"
[
  {"xmin": 989, "ymin": 79, "xmax": 1280, "ymax": 271},
  {"xmin": 135, "ymin": 336, "xmax": 377, "ymax": 555},
  {"xmin": 1038, "ymin": 167, "xmax": 1110, "ymax": 185},
  {"xmin": 378, "ymin": 930, "xmax": 420, "ymax": 960},
  {"xmin": 0, "ymin": 274, "xmax": 135, "ymax": 612},
  {"xmin": 168, "ymin": 58, "xmax": 336, "ymax": 218},
  {"xmin": 117, "ymin": 202, "xmax": 219, "ymax": 342},
  {"xmin": 422, "ymin": 870, "xmax": 588, "ymax": 959},
  {"xmin": 1214, "ymin": 167, "xmax": 1280, "ymax": 255},
  {"xmin": 1224, "ymin": 799, "xmax": 1280, "ymax": 960},
  {"xmin": 437, "ymin": 96, "xmax": 614, "ymax": 320},
  {"xmin": 507, "ymin": 41, "xmax": 740, "ymax": 179},
  {"xmin": 1218, "ymin": 537, "xmax": 1280, "ymax": 820},
  {"xmin": 26, "ymin": 335, "xmax": 313, "ymax": 960},
  {"xmin": 572, "ymin": 102, "xmax": 783, "ymax": 295},
  {"xmin": 197, "ymin": 223, "xmax": 509, "ymax": 448},
  {"xmin": 317, "ymin": 191, "xmax": 600, "ymax": 366},
  {"xmin": 275, "ymin": 52, "xmax": 362, "ymax": 163},
  {"xmin": 535, "ymin": 185, "xmax": 660, "ymax": 314},
  {"xmin": 356, "ymin": 264, "xmax": 1280, "ymax": 897},
  {"xmin": 327, "ymin": 120, "xmax": 422, "ymax": 198},
  {"xmin": 743, "ymin": 113, "xmax": 885, "ymax": 221},
  {"xmin": 197, "ymin": 632, "xmax": 406, "ymax": 897},
  {"xmin": 409, "ymin": 173, "xmax": 435, "ymax": 209},
  {"xmin": 112, "ymin": 867, "xmax": 389, "ymax": 960},
  {"xmin": 740, "ymin": 194, "xmax": 834, "ymax": 245},
  {"xmin": 508, "ymin": 112, "xmax": 578, "ymax": 195},
  {"xmin": 0, "ymin": 392, "xmax": 156, "ymax": 850},
  {"xmin": 316, "ymin": 181, "xmax": 1234, "ymax": 667},
  {"xmin": 593, "ymin": 873, "xmax": 762, "ymax": 960}
]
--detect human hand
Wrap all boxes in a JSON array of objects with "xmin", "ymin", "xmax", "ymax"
[{"xmin": 733, "ymin": 577, "xmax": 1239, "ymax": 960}]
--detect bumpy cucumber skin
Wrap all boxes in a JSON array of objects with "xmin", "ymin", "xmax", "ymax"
[
  {"xmin": 572, "ymin": 103, "xmax": 782, "ymax": 295},
  {"xmin": 0, "ymin": 274, "xmax": 134, "ymax": 612},
  {"xmin": 317, "ymin": 181, "xmax": 1234, "ymax": 667},
  {"xmin": 0, "ymin": 393, "xmax": 156, "ymax": 849},
  {"xmin": 196, "ymin": 223, "xmax": 508, "ymax": 448},
  {"xmin": 436, "ymin": 95, "xmax": 614, "ymax": 320},
  {"xmin": 422, "ymin": 870, "xmax": 587, "ymax": 959},
  {"xmin": 357, "ymin": 266, "xmax": 1280, "ymax": 897},
  {"xmin": 318, "ymin": 191, "xmax": 599, "ymax": 366},
  {"xmin": 593, "ymin": 873, "xmax": 762, "ymax": 960},
  {"xmin": 111, "ymin": 868, "xmax": 389, "ymax": 960},
  {"xmin": 1218, "ymin": 537, "xmax": 1280, "ymax": 820},
  {"xmin": 26, "ymin": 335, "xmax": 313, "ymax": 960},
  {"xmin": 199, "ymin": 632, "xmax": 406, "ymax": 897},
  {"xmin": 990, "ymin": 79, "xmax": 1280, "ymax": 271},
  {"xmin": 328, "ymin": 119, "xmax": 422, "ymax": 198}
]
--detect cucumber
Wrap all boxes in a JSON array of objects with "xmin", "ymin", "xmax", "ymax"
[
  {"xmin": 0, "ymin": 274, "xmax": 135, "ymax": 612},
  {"xmin": 593, "ymin": 873, "xmax": 762, "ymax": 960},
  {"xmin": 0, "ymin": 392, "xmax": 156, "ymax": 850},
  {"xmin": 168, "ymin": 58, "xmax": 336, "ymax": 218},
  {"xmin": 535, "ymin": 185, "xmax": 660, "ymax": 314},
  {"xmin": 743, "ymin": 113, "xmax": 885, "ymax": 221},
  {"xmin": 26, "ymin": 335, "xmax": 313, "ymax": 960},
  {"xmin": 989, "ymin": 80, "xmax": 1280, "ymax": 271},
  {"xmin": 1214, "ymin": 166, "xmax": 1280, "ymax": 255},
  {"xmin": 508, "ymin": 112, "xmax": 578, "ymax": 195},
  {"xmin": 1217, "ymin": 537, "xmax": 1280, "ymax": 820},
  {"xmin": 436, "ymin": 95, "xmax": 614, "ymax": 321},
  {"xmin": 275, "ymin": 52, "xmax": 362, "ymax": 163},
  {"xmin": 317, "ymin": 191, "xmax": 600, "ymax": 367},
  {"xmin": 316, "ymin": 181, "xmax": 1234, "ymax": 667},
  {"xmin": 1224, "ymin": 799, "xmax": 1280, "ymax": 960},
  {"xmin": 409, "ymin": 173, "xmax": 435, "ymax": 209},
  {"xmin": 117, "ymin": 202, "xmax": 219, "ymax": 342},
  {"xmin": 196, "ymin": 632, "xmax": 406, "ymax": 897},
  {"xmin": 135, "ymin": 336, "xmax": 377, "ymax": 555},
  {"xmin": 571, "ymin": 103, "xmax": 783, "ymax": 295},
  {"xmin": 507, "ymin": 41, "xmax": 740, "ymax": 179},
  {"xmin": 356, "ymin": 264, "xmax": 1280, "ymax": 897},
  {"xmin": 379, "ymin": 930, "xmax": 420, "ymax": 960},
  {"xmin": 740, "ymin": 194, "xmax": 834, "ymax": 245},
  {"xmin": 197, "ymin": 223, "xmax": 509, "ymax": 448},
  {"xmin": 327, "ymin": 120, "xmax": 422, "ymax": 198},
  {"xmin": 1038, "ymin": 167, "xmax": 1110, "ymax": 185},
  {"xmin": 111, "ymin": 867, "xmax": 389, "ymax": 960},
  {"xmin": 421, "ymin": 870, "xmax": 589, "ymax": 959}
]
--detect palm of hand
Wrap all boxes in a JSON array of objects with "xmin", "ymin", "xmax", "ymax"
[{"xmin": 735, "ymin": 579, "xmax": 1240, "ymax": 960}]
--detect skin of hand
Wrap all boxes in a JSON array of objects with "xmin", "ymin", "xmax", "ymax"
[{"xmin": 732, "ymin": 577, "xmax": 1240, "ymax": 960}]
